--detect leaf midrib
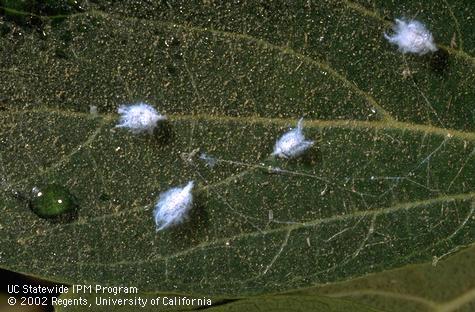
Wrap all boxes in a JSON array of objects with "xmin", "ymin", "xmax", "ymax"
[
  {"xmin": 8, "ymin": 108, "xmax": 475, "ymax": 141},
  {"xmin": 3, "ymin": 107, "xmax": 473, "ymax": 252}
]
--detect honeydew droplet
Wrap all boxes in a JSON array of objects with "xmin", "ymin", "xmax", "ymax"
[{"xmin": 30, "ymin": 184, "xmax": 78, "ymax": 220}]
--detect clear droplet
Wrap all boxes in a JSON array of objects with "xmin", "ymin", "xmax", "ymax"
[{"xmin": 29, "ymin": 184, "xmax": 78, "ymax": 220}]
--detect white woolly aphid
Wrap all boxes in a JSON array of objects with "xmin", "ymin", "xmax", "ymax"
[
  {"xmin": 384, "ymin": 19, "xmax": 438, "ymax": 55},
  {"xmin": 115, "ymin": 103, "xmax": 166, "ymax": 134},
  {"xmin": 272, "ymin": 118, "xmax": 314, "ymax": 159},
  {"xmin": 153, "ymin": 181, "xmax": 194, "ymax": 231}
]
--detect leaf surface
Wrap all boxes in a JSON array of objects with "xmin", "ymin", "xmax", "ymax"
[{"xmin": 0, "ymin": 0, "xmax": 474, "ymax": 296}]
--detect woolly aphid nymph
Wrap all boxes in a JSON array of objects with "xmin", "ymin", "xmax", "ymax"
[
  {"xmin": 199, "ymin": 153, "xmax": 217, "ymax": 168},
  {"xmin": 153, "ymin": 181, "xmax": 194, "ymax": 231},
  {"xmin": 272, "ymin": 118, "xmax": 314, "ymax": 159},
  {"xmin": 384, "ymin": 19, "xmax": 437, "ymax": 55},
  {"xmin": 116, "ymin": 103, "xmax": 166, "ymax": 134}
]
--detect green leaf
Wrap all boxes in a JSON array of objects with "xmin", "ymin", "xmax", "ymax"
[
  {"xmin": 197, "ymin": 295, "xmax": 382, "ymax": 312},
  {"xmin": 1, "ymin": 0, "xmax": 474, "ymax": 298},
  {"xmin": 55, "ymin": 293, "xmax": 382, "ymax": 312},
  {"xmin": 296, "ymin": 243, "xmax": 475, "ymax": 312}
]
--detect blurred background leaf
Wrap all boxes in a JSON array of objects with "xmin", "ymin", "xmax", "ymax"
[
  {"xmin": 55, "ymin": 292, "xmax": 382, "ymax": 312},
  {"xmin": 296, "ymin": 243, "xmax": 475, "ymax": 312}
]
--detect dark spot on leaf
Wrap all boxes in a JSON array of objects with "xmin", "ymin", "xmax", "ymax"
[
  {"xmin": 183, "ymin": 191, "xmax": 209, "ymax": 235},
  {"xmin": 0, "ymin": 98, "xmax": 9, "ymax": 110},
  {"xmin": 152, "ymin": 119, "xmax": 174, "ymax": 146},
  {"xmin": 165, "ymin": 37, "xmax": 183, "ymax": 61},
  {"xmin": 165, "ymin": 36, "xmax": 181, "ymax": 48},
  {"xmin": 172, "ymin": 52, "xmax": 183, "ymax": 61},
  {"xmin": 299, "ymin": 144, "xmax": 321, "ymax": 166},
  {"xmin": 10, "ymin": 189, "xmax": 28, "ymax": 202},
  {"xmin": 429, "ymin": 49, "xmax": 450, "ymax": 75},
  {"xmin": 166, "ymin": 64, "xmax": 177, "ymax": 75},
  {"xmin": 54, "ymin": 48, "xmax": 68, "ymax": 59},
  {"xmin": 0, "ymin": 22, "xmax": 11, "ymax": 36},
  {"xmin": 99, "ymin": 193, "xmax": 111, "ymax": 201},
  {"xmin": 58, "ymin": 29, "xmax": 73, "ymax": 43}
]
